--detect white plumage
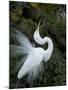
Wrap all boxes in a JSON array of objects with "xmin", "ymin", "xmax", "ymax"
[{"xmin": 11, "ymin": 21, "xmax": 53, "ymax": 80}]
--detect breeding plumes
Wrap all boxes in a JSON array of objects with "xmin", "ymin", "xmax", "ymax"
[{"xmin": 10, "ymin": 21, "xmax": 53, "ymax": 80}]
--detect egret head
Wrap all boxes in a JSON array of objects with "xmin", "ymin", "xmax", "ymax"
[
  {"xmin": 33, "ymin": 20, "xmax": 42, "ymax": 44},
  {"xmin": 34, "ymin": 20, "xmax": 41, "ymax": 33}
]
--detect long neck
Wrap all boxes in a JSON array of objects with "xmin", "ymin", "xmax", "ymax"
[
  {"xmin": 43, "ymin": 37, "xmax": 53, "ymax": 61},
  {"xmin": 36, "ymin": 36, "xmax": 53, "ymax": 61},
  {"xmin": 33, "ymin": 21, "xmax": 53, "ymax": 61},
  {"xmin": 34, "ymin": 30, "xmax": 53, "ymax": 53},
  {"xmin": 36, "ymin": 36, "xmax": 53, "ymax": 53},
  {"xmin": 43, "ymin": 37, "xmax": 53, "ymax": 54},
  {"xmin": 34, "ymin": 30, "xmax": 53, "ymax": 58}
]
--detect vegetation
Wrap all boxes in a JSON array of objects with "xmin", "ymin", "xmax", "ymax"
[{"xmin": 9, "ymin": 1, "xmax": 66, "ymax": 89}]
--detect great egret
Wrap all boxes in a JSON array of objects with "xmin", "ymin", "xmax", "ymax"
[{"xmin": 11, "ymin": 21, "xmax": 53, "ymax": 80}]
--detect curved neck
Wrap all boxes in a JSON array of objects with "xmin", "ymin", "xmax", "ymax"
[
  {"xmin": 34, "ymin": 30, "xmax": 53, "ymax": 53},
  {"xmin": 33, "ymin": 21, "xmax": 53, "ymax": 55},
  {"xmin": 33, "ymin": 21, "xmax": 53, "ymax": 61},
  {"xmin": 43, "ymin": 37, "xmax": 53, "ymax": 53}
]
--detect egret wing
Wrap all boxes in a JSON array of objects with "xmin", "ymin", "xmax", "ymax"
[
  {"xmin": 11, "ymin": 29, "xmax": 33, "ymax": 50},
  {"xmin": 10, "ymin": 45, "xmax": 29, "ymax": 57},
  {"xmin": 17, "ymin": 53, "xmax": 41, "ymax": 79}
]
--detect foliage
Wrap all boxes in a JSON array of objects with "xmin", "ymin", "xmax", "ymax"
[{"xmin": 9, "ymin": 1, "xmax": 66, "ymax": 88}]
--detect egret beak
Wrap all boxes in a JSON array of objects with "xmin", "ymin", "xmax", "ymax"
[
  {"xmin": 35, "ymin": 20, "xmax": 41, "ymax": 33},
  {"xmin": 33, "ymin": 20, "xmax": 42, "ymax": 44}
]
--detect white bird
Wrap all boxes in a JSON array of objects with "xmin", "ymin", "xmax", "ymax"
[{"xmin": 11, "ymin": 21, "xmax": 53, "ymax": 80}]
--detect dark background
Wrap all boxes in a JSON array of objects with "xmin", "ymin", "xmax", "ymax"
[{"xmin": 9, "ymin": 1, "xmax": 66, "ymax": 89}]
